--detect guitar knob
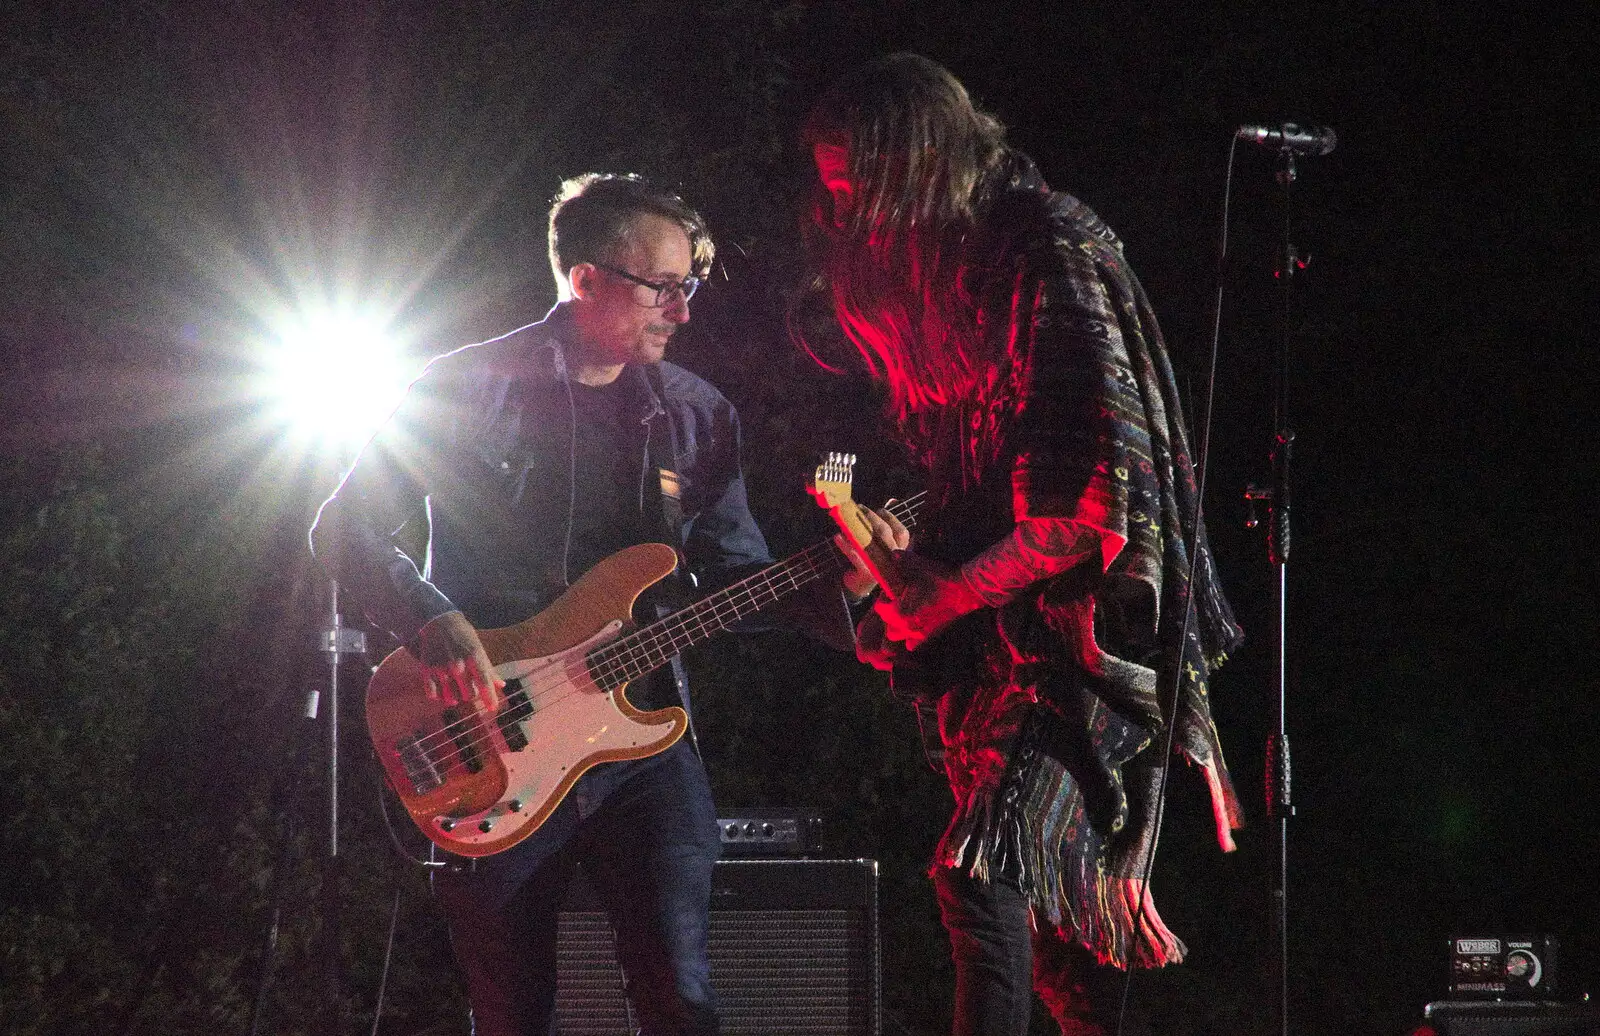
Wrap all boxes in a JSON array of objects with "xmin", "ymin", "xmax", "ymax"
[
  {"xmin": 478, "ymin": 818, "xmax": 495, "ymax": 833},
  {"xmin": 508, "ymin": 799, "xmax": 524, "ymax": 812},
  {"xmin": 438, "ymin": 818, "xmax": 456, "ymax": 832}
]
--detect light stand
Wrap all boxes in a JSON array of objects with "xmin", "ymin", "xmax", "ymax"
[
  {"xmin": 314, "ymin": 577, "xmax": 367, "ymax": 1035},
  {"xmin": 255, "ymin": 309, "xmax": 410, "ymax": 1033}
]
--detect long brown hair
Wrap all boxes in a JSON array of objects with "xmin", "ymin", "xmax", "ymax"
[{"xmin": 799, "ymin": 54, "xmax": 1011, "ymax": 431}]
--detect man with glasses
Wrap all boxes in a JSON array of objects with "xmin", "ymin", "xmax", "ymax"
[{"xmin": 312, "ymin": 172, "xmax": 873, "ymax": 1035}]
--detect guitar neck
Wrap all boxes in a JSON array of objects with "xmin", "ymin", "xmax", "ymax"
[{"xmin": 585, "ymin": 493, "xmax": 923, "ymax": 691}]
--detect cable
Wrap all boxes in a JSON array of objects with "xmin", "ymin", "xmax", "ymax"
[
  {"xmin": 368, "ymin": 889, "xmax": 403, "ymax": 1036},
  {"xmin": 1112, "ymin": 130, "xmax": 1242, "ymax": 1036},
  {"xmin": 375, "ymin": 759, "xmax": 449, "ymax": 868}
]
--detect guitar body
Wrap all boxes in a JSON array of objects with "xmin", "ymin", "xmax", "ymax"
[{"xmin": 365, "ymin": 542, "xmax": 688, "ymax": 858}]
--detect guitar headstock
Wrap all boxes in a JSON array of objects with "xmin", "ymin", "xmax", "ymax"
[
  {"xmin": 807, "ymin": 450, "xmax": 905, "ymax": 600},
  {"xmin": 806, "ymin": 452, "xmax": 872, "ymax": 548}
]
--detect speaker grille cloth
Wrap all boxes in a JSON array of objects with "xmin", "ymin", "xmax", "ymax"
[{"xmin": 555, "ymin": 908, "xmax": 874, "ymax": 1035}]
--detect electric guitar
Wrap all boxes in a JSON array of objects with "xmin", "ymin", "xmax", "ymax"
[
  {"xmin": 365, "ymin": 458, "xmax": 921, "ymax": 858},
  {"xmin": 808, "ymin": 453, "xmax": 946, "ymax": 770}
]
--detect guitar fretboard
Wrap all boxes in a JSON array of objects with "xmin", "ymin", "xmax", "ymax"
[{"xmin": 585, "ymin": 493, "xmax": 923, "ymax": 691}]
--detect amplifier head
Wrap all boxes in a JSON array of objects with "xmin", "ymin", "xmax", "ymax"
[
  {"xmin": 717, "ymin": 808, "xmax": 825, "ymax": 857},
  {"xmin": 1449, "ymin": 934, "xmax": 1558, "ymax": 1000}
]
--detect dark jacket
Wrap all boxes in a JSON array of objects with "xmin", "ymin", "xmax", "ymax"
[{"xmin": 310, "ymin": 304, "xmax": 852, "ymax": 723}]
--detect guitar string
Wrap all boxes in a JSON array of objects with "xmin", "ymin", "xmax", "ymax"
[
  {"xmin": 397, "ymin": 505, "xmax": 927, "ymax": 807},
  {"xmin": 588, "ymin": 490, "xmax": 925, "ymax": 691},
  {"xmin": 407, "ymin": 489, "xmax": 926, "ymax": 767},
  {"xmin": 414, "ymin": 550, "xmax": 836, "ymax": 757},
  {"xmin": 406, "ymin": 489, "xmax": 925, "ymax": 744},
  {"xmin": 399, "ymin": 548, "xmax": 842, "ymax": 784},
  {"xmin": 399, "ymin": 493, "xmax": 925, "ymax": 784},
  {"xmin": 401, "ymin": 530, "xmax": 847, "ymax": 760},
  {"xmin": 400, "ymin": 492, "xmax": 924, "ymax": 768}
]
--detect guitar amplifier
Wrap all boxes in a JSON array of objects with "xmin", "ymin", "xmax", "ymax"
[{"xmin": 555, "ymin": 858, "xmax": 880, "ymax": 1036}]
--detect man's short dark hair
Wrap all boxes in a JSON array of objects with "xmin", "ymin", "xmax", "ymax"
[{"xmin": 547, "ymin": 173, "xmax": 714, "ymax": 294}]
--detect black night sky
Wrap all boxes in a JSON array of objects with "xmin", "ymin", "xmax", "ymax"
[{"xmin": 2, "ymin": 3, "xmax": 1595, "ymax": 1035}]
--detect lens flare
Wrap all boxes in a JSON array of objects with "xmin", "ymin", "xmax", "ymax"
[{"xmin": 261, "ymin": 311, "xmax": 416, "ymax": 453}]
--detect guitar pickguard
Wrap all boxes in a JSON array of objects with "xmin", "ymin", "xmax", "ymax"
[{"xmin": 416, "ymin": 621, "xmax": 684, "ymax": 854}]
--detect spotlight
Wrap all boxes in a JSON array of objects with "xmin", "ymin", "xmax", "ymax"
[{"xmin": 261, "ymin": 309, "xmax": 416, "ymax": 453}]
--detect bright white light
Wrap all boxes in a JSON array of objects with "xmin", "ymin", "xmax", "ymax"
[{"xmin": 262, "ymin": 311, "xmax": 417, "ymax": 453}]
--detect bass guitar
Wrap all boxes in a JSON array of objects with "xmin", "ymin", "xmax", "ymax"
[{"xmin": 365, "ymin": 457, "xmax": 919, "ymax": 857}]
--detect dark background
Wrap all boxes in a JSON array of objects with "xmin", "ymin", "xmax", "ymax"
[{"xmin": 2, "ymin": 2, "xmax": 1595, "ymax": 1035}]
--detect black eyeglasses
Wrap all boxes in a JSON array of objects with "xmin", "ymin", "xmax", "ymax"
[{"xmin": 593, "ymin": 263, "xmax": 702, "ymax": 307}]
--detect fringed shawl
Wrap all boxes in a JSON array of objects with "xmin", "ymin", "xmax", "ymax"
[{"xmin": 909, "ymin": 170, "xmax": 1244, "ymax": 970}]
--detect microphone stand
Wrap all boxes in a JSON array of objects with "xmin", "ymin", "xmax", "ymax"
[{"xmin": 1245, "ymin": 141, "xmax": 1300, "ymax": 1036}]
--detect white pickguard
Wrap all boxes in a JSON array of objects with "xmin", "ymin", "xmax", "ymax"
[{"xmin": 428, "ymin": 620, "xmax": 678, "ymax": 850}]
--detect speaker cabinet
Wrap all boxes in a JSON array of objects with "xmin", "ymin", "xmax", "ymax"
[
  {"xmin": 555, "ymin": 858, "xmax": 881, "ymax": 1036},
  {"xmin": 1425, "ymin": 1001, "xmax": 1600, "ymax": 1036}
]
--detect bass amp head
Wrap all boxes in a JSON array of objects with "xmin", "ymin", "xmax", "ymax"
[
  {"xmin": 716, "ymin": 809, "xmax": 826, "ymax": 857},
  {"xmin": 555, "ymin": 858, "xmax": 880, "ymax": 1036},
  {"xmin": 1450, "ymin": 935, "xmax": 1559, "ymax": 1000}
]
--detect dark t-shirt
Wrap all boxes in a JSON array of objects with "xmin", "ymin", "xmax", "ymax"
[{"xmin": 565, "ymin": 378, "xmax": 650, "ymax": 578}]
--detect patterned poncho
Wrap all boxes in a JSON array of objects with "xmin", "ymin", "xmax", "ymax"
[{"xmin": 904, "ymin": 164, "xmax": 1244, "ymax": 969}]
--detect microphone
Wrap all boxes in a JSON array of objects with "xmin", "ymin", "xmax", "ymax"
[{"xmin": 1236, "ymin": 123, "xmax": 1337, "ymax": 156}]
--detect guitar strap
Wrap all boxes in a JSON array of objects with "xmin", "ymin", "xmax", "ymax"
[
  {"xmin": 641, "ymin": 363, "xmax": 690, "ymax": 579},
  {"xmin": 641, "ymin": 363, "xmax": 702, "ymax": 756}
]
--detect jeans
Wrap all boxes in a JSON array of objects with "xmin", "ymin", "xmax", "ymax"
[
  {"xmin": 434, "ymin": 741, "xmax": 722, "ymax": 1036},
  {"xmin": 933, "ymin": 866, "xmax": 1118, "ymax": 1036}
]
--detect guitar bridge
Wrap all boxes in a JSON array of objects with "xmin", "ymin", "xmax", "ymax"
[{"xmin": 396, "ymin": 733, "xmax": 445, "ymax": 794}]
